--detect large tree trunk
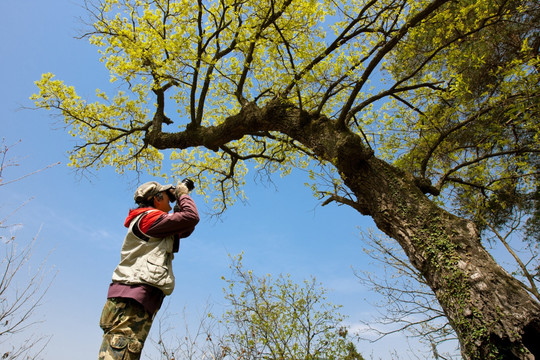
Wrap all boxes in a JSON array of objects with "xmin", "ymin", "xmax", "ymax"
[
  {"xmin": 150, "ymin": 100, "xmax": 540, "ymax": 359},
  {"xmin": 344, "ymin": 157, "xmax": 540, "ymax": 359}
]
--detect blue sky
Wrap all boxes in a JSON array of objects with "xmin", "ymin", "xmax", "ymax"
[{"xmin": 0, "ymin": 1, "xmax": 448, "ymax": 359}]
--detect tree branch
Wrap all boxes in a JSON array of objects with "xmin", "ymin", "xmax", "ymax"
[{"xmin": 337, "ymin": 0, "xmax": 451, "ymax": 128}]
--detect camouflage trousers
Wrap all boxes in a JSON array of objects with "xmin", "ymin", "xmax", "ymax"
[{"xmin": 98, "ymin": 298, "xmax": 154, "ymax": 360}]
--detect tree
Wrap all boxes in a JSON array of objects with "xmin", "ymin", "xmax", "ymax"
[
  {"xmin": 0, "ymin": 139, "xmax": 57, "ymax": 359},
  {"xmin": 219, "ymin": 254, "xmax": 362, "ymax": 360},
  {"xmin": 31, "ymin": 0, "xmax": 539, "ymax": 358}
]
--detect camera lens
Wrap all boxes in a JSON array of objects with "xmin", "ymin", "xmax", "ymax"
[{"xmin": 182, "ymin": 178, "xmax": 195, "ymax": 191}]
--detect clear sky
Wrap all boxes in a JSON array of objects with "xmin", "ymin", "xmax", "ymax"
[{"xmin": 1, "ymin": 1, "xmax": 448, "ymax": 359}]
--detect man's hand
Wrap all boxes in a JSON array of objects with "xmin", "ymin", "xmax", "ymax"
[{"xmin": 174, "ymin": 181, "xmax": 190, "ymax": 199}]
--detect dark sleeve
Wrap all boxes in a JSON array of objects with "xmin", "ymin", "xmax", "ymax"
[{"xmin": 144, "ymin": 195, "xmax": 200, "ymax": 239}]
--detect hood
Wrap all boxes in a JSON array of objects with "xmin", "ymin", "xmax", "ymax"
[{"xmin": 124, "ymin": 207, "xmax": 153, "ymax": 228}]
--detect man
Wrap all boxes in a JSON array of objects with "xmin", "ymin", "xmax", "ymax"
[{"xmin": 98, "ymin": 180, "xmax": 199, "ymax": 360}]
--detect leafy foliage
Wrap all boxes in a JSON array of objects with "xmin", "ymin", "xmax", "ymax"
[
  {"xmin": 31, "ymin": 0, "xmax": 539, "ymax": 232},
  {"xmin": 379, "ymin": 0, "xmax": 540, "ymax": 239}
]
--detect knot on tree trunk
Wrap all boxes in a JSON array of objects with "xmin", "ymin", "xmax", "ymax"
[
  {"xmin": 335, "ymin": 133, "xmax": 374, "ymax": 174},
  {"xmin": 414, "ymin": 177, "xmax": 440, "ymax": 196}
]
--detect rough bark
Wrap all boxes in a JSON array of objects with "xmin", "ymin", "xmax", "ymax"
[
  {"xmin": 148, "ymin": 99, "xmax": 540, "ymax": 359},
  {"xmin": 344, "ymin": 157, "xmax": 540, "ymax": 360}
]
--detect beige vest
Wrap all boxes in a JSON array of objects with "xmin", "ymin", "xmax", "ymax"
[{"xmin": 112, "ymin": 211, "xmax": 176, "ymax": 295}]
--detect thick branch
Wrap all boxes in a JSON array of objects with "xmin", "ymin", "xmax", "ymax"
[{"xmin": 147, "ymin": 99, "xmax": 374, "ymax": 168}]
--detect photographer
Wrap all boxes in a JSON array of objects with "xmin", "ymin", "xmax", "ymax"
[{"xmin": 98, "ymin": 180, "xmax": 199, "ymax": 360}]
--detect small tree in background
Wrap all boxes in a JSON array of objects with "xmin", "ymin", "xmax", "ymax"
[
  {"xmin": 0, "ymin": 139, "xmax": 57, "ymax": 360},
  {"xmin": 219, "ymin": 254, "xmax": 363, "ymax": 360}
]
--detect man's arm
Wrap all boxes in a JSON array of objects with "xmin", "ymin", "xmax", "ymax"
[{"xmin": 140, "ymin": 195, "xmax": 200, "ymax": 238}]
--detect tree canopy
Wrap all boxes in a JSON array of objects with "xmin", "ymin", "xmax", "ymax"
[
  {"xmin": 31, "ymin": 0, "xmax": 539, "ymax": 358},
  {"xmin": 32, "ymin": 0, "xmax": 538, "ymax": 227}
]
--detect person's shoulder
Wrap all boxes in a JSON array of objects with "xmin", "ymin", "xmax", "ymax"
[
  {"xmin": 140, "ymin": 208, "xmax": 167, "ymax": 222},
  {"xmin": 124, "ymin": 207, "xmax": 160, "ymax": 227}
]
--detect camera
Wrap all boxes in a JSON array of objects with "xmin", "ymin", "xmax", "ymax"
[
  {"xmin": 181, "ymin": 178, "xmax": 195, "ymax": 191},
  {"xmin": 166, "ymin": 178, "xmax": 195, "ymax": 202}
]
